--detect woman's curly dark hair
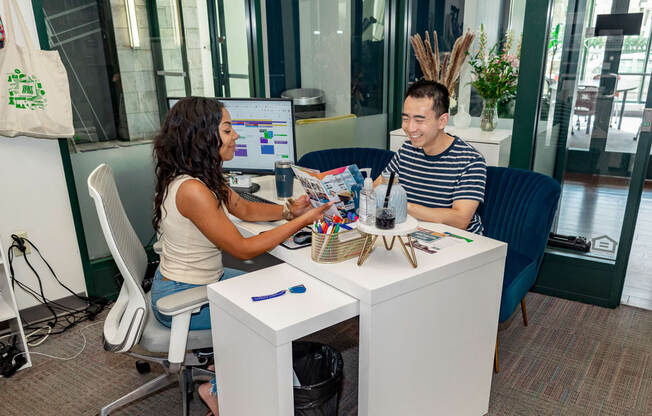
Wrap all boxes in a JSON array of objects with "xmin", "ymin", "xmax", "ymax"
[{"xmin": 152, "ymin": 97, "xmax": 230, "ymax": 231}]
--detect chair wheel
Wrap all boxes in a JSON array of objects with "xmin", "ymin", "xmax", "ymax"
[{"xmin": 136, "ymin": 360, "xmax": 151, "ymax": 374}]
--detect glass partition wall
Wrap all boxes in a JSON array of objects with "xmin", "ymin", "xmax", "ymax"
[
  {"xmin": 263, "ymin": 0, "xmax": 390, "ymax": 156},
  {"xmin": 533, "ymin": 0, "xmax": 652, "ymax": 308}
]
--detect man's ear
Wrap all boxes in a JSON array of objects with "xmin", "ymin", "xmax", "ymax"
[{"xmin": 438, "ymin": 113, "xmax": 450, "ymax": 129}]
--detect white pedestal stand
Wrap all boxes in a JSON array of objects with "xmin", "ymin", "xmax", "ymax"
[{"xmin": 357, "ymin": 216, "xmax": 419, "ymax": 267}]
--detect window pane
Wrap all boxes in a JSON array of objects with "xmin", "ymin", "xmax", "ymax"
[{"xmin": 264, "ymin": 0, "xmax": 388, "ymax": 153}]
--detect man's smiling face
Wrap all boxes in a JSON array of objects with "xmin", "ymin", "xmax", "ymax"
[{"xmin": 401, "ymin": 96, "xmax": 447, "ymax": 152}]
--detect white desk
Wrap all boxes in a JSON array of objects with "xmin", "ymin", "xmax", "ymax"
[
  {"xmin": 208, "ymin": 263, "xmax": 359, "ymax": 416},
  {"xmin": 390, "ymin": 127, "xmax": 512, "ymax": 167},
  {"xmin": 213, "ymin": 175, "xmax": 507, "ymax": 415}
]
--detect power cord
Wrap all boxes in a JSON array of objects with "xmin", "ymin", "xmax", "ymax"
[
  {"xmin": 9, "ymin": 320, "xmax": 105, "ymax": 371},
  {"xmin": 6, "ymin": 234, "xmax": 110, "ymax": 341}
]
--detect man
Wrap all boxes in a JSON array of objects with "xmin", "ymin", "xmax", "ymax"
[{"xmin": 376, "ymin": 79, "xmax": 486, "ymax": 233}]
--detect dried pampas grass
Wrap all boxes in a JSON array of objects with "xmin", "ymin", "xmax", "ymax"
[{"xmin": 410, "ymin": 30, "xmax": 475, "ymax": 94}]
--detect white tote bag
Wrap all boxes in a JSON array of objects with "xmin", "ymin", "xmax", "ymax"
[{"xmin": 0, "ymin": 0, "xmax": 74, "ymax": 138}]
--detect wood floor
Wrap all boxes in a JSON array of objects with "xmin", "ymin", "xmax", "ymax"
[{"xmin": 554, "ymin": 173, "xmax": 652, "ymax": 309}]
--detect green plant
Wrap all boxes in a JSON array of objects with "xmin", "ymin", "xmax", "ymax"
[{"xmin": 468, "ymin": 25, "xmax": 520, "ymax": 104}]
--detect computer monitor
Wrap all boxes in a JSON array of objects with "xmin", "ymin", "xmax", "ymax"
[{"xmin": 166, "ymin": 97, "xmax": 297, "ymax": 174}]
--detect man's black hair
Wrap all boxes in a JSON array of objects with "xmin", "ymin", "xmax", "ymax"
[{"xmin": 405, "ymin": 80, "xmax": 450, "ymax": 116}]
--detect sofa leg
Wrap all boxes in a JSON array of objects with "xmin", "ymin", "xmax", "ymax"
[
  {"xmin": 521, "ymin": 298, "xmax": 528, "ymax": 326},
  {"xmin": 494, "ymin": 339, "xmax": 499, "ymax": 373}
]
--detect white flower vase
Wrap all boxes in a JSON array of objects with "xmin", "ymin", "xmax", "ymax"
[{"xmin": 453, "ymin": 104, "xmax": 471, "ymax": 128}]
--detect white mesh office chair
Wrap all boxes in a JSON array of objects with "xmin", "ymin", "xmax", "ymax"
[{"xmin": 88, "ymin": 164, "xmax": 213, "ymax": 416}]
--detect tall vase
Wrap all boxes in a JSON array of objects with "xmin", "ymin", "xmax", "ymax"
[
  {"xmin": 453, "ymin": 104, "xmax": 471, "ymax": 128},
  {"xmin": 480, "ymin": 99, "xmax": 498, "ymax": 132}
]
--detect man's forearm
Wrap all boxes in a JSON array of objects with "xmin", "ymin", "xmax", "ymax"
[{"xmin": 407, "ymin": 202, "xmax": 471, "ymax": 230}]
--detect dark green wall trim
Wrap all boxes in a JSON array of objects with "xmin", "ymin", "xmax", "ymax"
[
  {"xmin": 251, "ymin": 0, "xmax": 266, "ymax": 97},
  {"xmin": 145, "ymin": 0, "xmax": 169, "ymax": 122},
  {"xmin": 31, "ymin": 1, "xmax": 99, "ymax": 297},
  {"xmin": 534, "ymin": 251, "xmax": 617, "ymax": 308},
  {"xmin": 509, "ymin": 0, "xmax": 553, "ymax": 169},
  {"xmin": 551, "ymin": 0, "xmax": 586, "ymax": 182},
  {"xmin": 611, "ymin": 130, "xmax": 652, "ymax": 304},
  {"xmin": 58, "ymin": 140, "xmax": 96, "ymax": 296},
  {"xmin": 388, "ymin": 0, "xmax": 407, "ymax": 135},
  {"xmin": 31, "ymin": 0, "xmax": 47, "ymax": 49}
]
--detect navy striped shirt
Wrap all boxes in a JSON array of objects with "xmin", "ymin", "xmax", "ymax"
[{"xmin": 384, "ymin": 136, "xmax": 487, "ymax": 234}]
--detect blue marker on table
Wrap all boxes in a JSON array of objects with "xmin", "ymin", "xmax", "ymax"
[{"xmin": 251, "ymin": 284, "xmax": 307, "ymax": 302}]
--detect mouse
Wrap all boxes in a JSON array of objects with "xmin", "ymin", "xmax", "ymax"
[{"xmin": 293, "ymin": 231, "xmax": 312, "ymax": 245}]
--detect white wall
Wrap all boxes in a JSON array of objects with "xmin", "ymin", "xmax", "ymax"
[{"xmin": 0, "ymin": 1, "xmax": 86, "ymax": 310}]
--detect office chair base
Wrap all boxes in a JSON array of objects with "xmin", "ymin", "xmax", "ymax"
[{"xmin": 100, "ymin": 373, "xmax": 177, "ymax": 416}]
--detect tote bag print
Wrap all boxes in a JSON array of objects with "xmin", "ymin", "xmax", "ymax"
[
  {"xmin": 0, "ymin": 0, "xmax": 74, "ymax": 138},
  {"xmin": 8, "ymin": 68, "xmax": 47, "ymax": 110}
]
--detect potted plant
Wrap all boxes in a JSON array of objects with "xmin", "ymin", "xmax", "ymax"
[{"xmin": 468, "ymin": 25, "xmax": 520, "ymax": 131}]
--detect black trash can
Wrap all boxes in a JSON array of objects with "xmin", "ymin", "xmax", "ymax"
[
  {"xmin": 292, "ymin": 341, "xmax": 344, "ymax": 416},
  {"xmin": 281, "ymin": 88, "xmax": 326, "ymax": 120}
]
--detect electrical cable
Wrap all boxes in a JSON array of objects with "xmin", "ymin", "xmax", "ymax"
[
  {"xmin": 8, "ymin": 238, "xmax": 58, "ymax": 328},
  {"xmin": 12, "ymin": 320, "xmax": 104, "ymax": 363},
  {"xmin": 6, "ymin": 234, "xmax": 110, "ymax": 339},
  {"xmin": 17, "ymin": 235, "xmax": 89, "ymax": 302},
  {"xmin": 26, "ymin": 325, "xmax": 51, "ymax": 347}
]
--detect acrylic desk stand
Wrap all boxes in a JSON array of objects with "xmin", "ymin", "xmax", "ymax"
[{"xmin": 357, "ymin": 215, "xmax": 419, "ymax": 267}]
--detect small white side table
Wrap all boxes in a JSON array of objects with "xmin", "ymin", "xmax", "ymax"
[
  {"xmin": 208, "ymin": 263, "xmax": 359, "ymax": 416},
  {"xmin": 357, "ymin": 216, "xmax": 419, "ymax": 267}
]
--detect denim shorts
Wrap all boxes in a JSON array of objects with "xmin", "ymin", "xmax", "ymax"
[{"xmin": 150, "ymin": 266, "xmax": 246, "ymax": 396}]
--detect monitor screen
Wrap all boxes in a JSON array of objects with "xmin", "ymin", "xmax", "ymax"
[{"xmin": 166, "ymin": 97, "xmax": 296, "ymax": 174}]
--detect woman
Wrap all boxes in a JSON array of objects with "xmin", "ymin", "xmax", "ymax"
[{"xmin": 151, "ymin": 97, "xmax": 330, "ymax": 415}]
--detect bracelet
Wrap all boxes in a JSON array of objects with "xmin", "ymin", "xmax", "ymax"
[{"xmin": 282, "ymin": 198, "xmax": 296, "ymax": 220}]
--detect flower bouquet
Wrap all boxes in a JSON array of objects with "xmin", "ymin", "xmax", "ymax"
[{"xmin": 468, "ymin": 25, "xmax": 520, "ymax": 131}]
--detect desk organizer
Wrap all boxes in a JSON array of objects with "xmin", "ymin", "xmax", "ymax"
[{"xmin": 311, "ymin": 229, "xmax": 366, "ymax": 263}]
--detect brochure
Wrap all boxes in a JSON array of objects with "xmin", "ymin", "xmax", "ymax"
[
  {"xmin": 407, "ymin": 227, "xmax": 471, "ymax": 254},
  {"xmin": 291, "ymin": 164, "xmax": 364, "ymax": 220}
]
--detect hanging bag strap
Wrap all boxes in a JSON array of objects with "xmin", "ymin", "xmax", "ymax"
[{"xmin": 2, "ymin": 0, "xmax": 37, "ymax": 50}]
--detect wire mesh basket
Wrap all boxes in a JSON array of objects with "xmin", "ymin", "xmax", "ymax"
[{"xmin": 311, "ymin": 229, "xmax": 366, "ymax": 263}]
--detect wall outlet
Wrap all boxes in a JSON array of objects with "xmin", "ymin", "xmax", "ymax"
[{"xmin": 11, "ymin": 232, "xmax": 31, "ymax": 257}]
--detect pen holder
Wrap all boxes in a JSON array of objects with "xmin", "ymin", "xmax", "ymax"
[{"xmin": 311, "ymin": 229, "xmax": 366, "ymax": 263}]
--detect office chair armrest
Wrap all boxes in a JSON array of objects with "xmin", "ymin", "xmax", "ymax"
[{"xmin": 156, "ymin": 286, "xmax": 208, "ymax": 316}]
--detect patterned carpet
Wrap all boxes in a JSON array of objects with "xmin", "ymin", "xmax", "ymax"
[{"xmin": 2, "ymin": 292, "xmax": 652, "ymax": 415}]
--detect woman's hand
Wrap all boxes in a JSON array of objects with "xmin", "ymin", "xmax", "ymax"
[
  {"xmin": 299, "ymin": 202, "xmax": 334, "ymax": 225},
  {"xmin": 290, "ymin": 194, "xmax": 312, "ymax": 217}
]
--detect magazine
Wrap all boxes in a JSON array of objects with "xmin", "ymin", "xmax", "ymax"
[
  {"xmin": 291, "ymin": 164, "xmax": 364, "ymax": 220},
  {"xmin": 407, "ymin": 227, "xmax": 470, "ymax": 254}
]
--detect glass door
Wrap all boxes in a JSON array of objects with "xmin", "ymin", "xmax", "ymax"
[
  {"xmin": 148, "ymin": 0, "xmax": 218, "ymax": 119},
  {"xmin": 533, "ymin": 0, "xmax": 652, "ymax": 306},
  {"xmin": 208, "ymin": 0, "xmax": 254, "ymax": 97}
]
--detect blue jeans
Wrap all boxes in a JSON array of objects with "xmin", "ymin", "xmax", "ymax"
[
  {"xmin": 151, "ymin": 266, "xmax": 246, "ymax": 330},
  {"xmin": 151, "ymin": 266, "xmax": 246, "ymax": 396}
]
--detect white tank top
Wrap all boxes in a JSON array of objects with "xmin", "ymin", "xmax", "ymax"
[{"xmin": 158, "ymin": 175, "xmax": 224, "ymax": 284}]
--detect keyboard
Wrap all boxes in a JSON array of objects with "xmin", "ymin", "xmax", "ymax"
[{"xmin": 235, "ymin": 190, "xmax": 278, "ymax": 205}]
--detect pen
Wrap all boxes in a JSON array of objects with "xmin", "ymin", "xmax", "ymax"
[
  {"xmin": 444, "ymin": 232, "xmax": 473, "ymax": 243},
  {"xmin": 339, "ymin": 223, "xmax": 352, "ymax": 231}
]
